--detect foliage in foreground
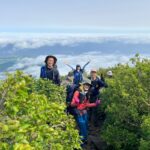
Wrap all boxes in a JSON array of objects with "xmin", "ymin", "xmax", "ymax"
[
  {"xmin": 0, "ymin": 71, "xmax": 81, "ymax": 150},
  {"xmin": 100, "ymin": 55, "xmax": 150, "ymax": 150}
]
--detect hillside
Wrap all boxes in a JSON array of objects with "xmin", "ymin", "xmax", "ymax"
[{"xmin": 0, "ymin": 54, "xmax": 150, "ymax": 150}]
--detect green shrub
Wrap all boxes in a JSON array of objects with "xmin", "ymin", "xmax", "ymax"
[
  {"xmin": 0, "ymin": 71, "xmax": 81, "ymax": 150},
  {"xmin": 139, "ymin": 116, "xmax": 150, "ymax": 150},
  {"xmin": 100, "ymin": 55, "xmax": 150, "ymax": 150}
]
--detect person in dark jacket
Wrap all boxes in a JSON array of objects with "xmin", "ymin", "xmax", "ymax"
[
  {"xmin": 88, "ymin": 69, "xmax": 107, "ymax": 127},
  {"xmin": 65, "ymin": 60, "xmax": 91, "ymax": 85},
  {"xmin": 40, "ymin": 55, "xmax": 61, "ymax": 85}
]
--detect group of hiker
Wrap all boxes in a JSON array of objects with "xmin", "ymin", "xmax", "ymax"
[{"xmin": 40, "ymin": 55, "xmax": 110, "ymax": 145}]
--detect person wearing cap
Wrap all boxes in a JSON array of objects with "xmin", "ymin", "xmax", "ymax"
[
  {"xmin": 88, "ymin": 69, "xmax": 107, "ymax": 127},
  {"xmin": 71, "ymin": 80, "xmax": 101, "ymax": 144},
  {"xmin": 65, "ymin": 60, "xmax": 91, "ymax": 85},
  {"xmin": 40, "ymin": 55, "xmax": 61, "ymax": 85},
  {"xmin": 107, "ymin": 70, "xmax": 113, "ymax": 78}
]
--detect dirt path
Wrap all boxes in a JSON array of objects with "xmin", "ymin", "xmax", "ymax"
[{"xmin": 82, "ymin": 122, "xmax": 107, "ymax": 150}]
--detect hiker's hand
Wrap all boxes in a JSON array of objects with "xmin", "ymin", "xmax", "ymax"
[{"xmin": 95, "ymin": 100, "xmax": 101, "ymax": 106}]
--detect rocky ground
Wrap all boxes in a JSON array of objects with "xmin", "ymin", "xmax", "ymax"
[{"xmin": 83, "ymin": 122, "xmax": 107, "ymax": 150}]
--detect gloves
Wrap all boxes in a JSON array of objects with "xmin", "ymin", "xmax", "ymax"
[{"xmin": 95, "ymin": 99, "xmax": 101, "ymax": 106}]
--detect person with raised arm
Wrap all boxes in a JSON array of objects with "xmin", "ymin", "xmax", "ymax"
[{"xmin": 65, "ymin": 60, "xmax": 91, "ymax": 85}]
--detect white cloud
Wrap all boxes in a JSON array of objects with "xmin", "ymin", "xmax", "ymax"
[
  {"xmin": 0, "ymin": 51, "xmax": 149, "ymax": 80},
  {"xmin": 0, "ymin": 33, "xmax": 150, "ymax": 79},
  {"xmin": 5, "ymin": 52, "xmax": 137, "ymax": 78},
  {"xmin": 1, "ymin": 33, "xmax": 150, "ymax": 50}
]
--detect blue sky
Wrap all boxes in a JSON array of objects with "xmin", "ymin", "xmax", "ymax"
[{"xmin": 0, "ymin": 0, "xmax": 150, "ymax": 32}]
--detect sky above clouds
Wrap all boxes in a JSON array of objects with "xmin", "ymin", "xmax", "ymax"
[
  {"xmin": 0, "ymin": 0, "xmax": 150, "ymax": 79},
  {"xmin": 0, "ymin": 0, "xmax": 150, "ymax": 32}
]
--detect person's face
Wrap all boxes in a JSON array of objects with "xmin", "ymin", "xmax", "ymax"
[
  {"xmin": 47, "ymin": 58, "xmax": 55, "ymax": 68},
  {"xmin": 91, "ymin": 71, "xmax": 97, "ymax": 78},
  {"xmin": 83, "ymin": 84, "xmax": 90, "ymax": 91},
  {"xmin": 77, "ymin": 66, "xmax": 81, "ymax": 71}
]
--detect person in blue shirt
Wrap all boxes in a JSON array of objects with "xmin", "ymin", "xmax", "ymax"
[
  {"xmin": 40, "ymin": 55, "xmax": 61, "ymax": 85},
  {"xmin": 65, "ymin": 60, "xmax": 91, "ymax": 85}
]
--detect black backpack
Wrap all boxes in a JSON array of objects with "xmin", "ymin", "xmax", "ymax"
[{"xmin": 66, "ymin": 84, "xmax": 79, "ymax": 104}]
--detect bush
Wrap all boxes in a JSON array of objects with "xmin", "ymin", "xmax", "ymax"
[
  {"xmin": 139, "ymin": 116, "xmax": 150, "ymax": 150},
  {"xmin": 100, "ymin": 55, "xmax": 150, "ymax": 150},
  {"xmin": 0, "ymin": 71, "xmax": 81, "ymax": 150}
]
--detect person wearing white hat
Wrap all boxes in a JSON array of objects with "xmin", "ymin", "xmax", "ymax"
[{"xmin": 107, "ymin": 70, "xmax": 113, "ymax": 78}]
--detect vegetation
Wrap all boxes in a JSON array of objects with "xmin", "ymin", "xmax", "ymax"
[
  {"xmin": 0, "ymin": 71, "xmax": 81, "ymax": 150},
  {"xmin": 0, "ymin": 54, "xmax": 149, "ymax": 150},
  {"xmin": 98, "ymin": 54, "xmax": 150, "ymax": 150}
]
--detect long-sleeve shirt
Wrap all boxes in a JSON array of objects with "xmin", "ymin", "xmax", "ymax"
[
  {"xmin": 66, "ymin": 61, "xmax": 91, "ymax": 85},
  {"xmin": 71, "ymin": 91, "xmax": 97, "ymax": 110},
  {"xmin": 73, "ymin": 71, "xmax": 83, "ymax": 85},
  {"xmin": 90, "ymin": 77, "xmax": 107, "ymax": 97},
  {"xmin": 40, "ymin": 66, "xmax": 61, "ymax": 85}
]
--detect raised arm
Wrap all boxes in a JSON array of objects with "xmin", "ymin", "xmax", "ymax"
[
  {"xmin": 65, "ymin": 64, "xmax": 75, "ymax": 71},
  {"xmin": 82, "ymin": 60, "xmax": 91, "ymax": 71}
]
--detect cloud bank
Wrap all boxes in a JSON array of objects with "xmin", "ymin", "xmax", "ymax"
[
  {"xmin": 0, "ymin": 52, "xmax": 148, "ymax": 79},
  {"xmin": 1, "ymin": 33, "xmax": 150, "ymax": 50},
  {"xmin": 0, "ymin": 33, "xmax": 150, "ymax": 79}
]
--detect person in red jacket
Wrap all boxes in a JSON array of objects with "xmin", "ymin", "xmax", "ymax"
[{"xmin": 71, "ymin": 80, "xmax": 100, "ymax": 144}]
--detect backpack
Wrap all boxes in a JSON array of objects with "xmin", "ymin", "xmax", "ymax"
[
  {"xmin": 66, "ymin": 84, "xmax": 80, "ymax": 116},
  {"xmin": 66, "ymin": 84, "xmax": 90, "ymax": 116},
  {"xmin": 66, "ymin": 84, "xmax": 79, "ymax": 104}
]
